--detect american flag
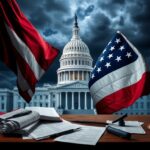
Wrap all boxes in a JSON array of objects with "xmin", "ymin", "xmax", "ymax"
[
  {"xmin": 89, "ymin": 31, "xmax": 150, "ymax": 114},
  {"xmin": 0, "ymin": 0, "xmax": 59, "ymax": 102}
]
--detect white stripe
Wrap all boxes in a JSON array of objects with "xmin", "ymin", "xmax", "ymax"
[
  {"xmin": 5, "ymin": 23, "xmax": 45, "ymax": 80},
  {"xmin": 90, "ymin": 33, "xmax": 147, "ymax": 105},
  {"xmin": 17, "ymin": 66, "xmax": 33, "ymax": 97}
]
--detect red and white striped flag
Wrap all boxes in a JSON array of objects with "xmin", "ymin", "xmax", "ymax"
[
  {"xmin": 89, "ymin": 31, "xmax": 150, "ymax": 114},
  {"xmin": 0, "ymin": 0, "xmax": 59, "ymax": 102}
]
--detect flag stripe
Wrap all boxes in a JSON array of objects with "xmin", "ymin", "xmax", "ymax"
[
  {"xmin": 0, "ymin": 0, "xmax": 59, "ymax": 102},
  {"xmin": 5, "ymin": 23, "xmax": 45, "ymax": 80},
  {"xmin": 0, "ymin": 21, "xmax": 38, "ymax": 88},
  {"xmin": 90, "ymin": 58, "xmax": 146, "ymax": 105},
  {"xmin": 89, "ymin": 31, "xmax": 150, "ymax": 113},
  {"xmin": 0, "ymin": 0, "xmax": 59, "ymax": 70},
  {"xmin": 0, "ymin": 20, "xmax": 17, "ymax": 74},
  {"xmin": 96, "ymin": 72, "xmax": 150, "ymax": 114},
  {"xmin": 17, "ymin": 65, "xmax": 33, "ymax": 93}
]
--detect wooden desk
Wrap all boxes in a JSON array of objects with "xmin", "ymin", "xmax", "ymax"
[{"xmin": 0, "ymin": 115, "xmax": 150, "ymax": 148}]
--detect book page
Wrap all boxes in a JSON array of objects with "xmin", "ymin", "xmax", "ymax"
[
  {"xmin": 55, "ymin": 125, "xmax": 106, "ymax": 145},
  {"xmin": 25, "ymin": 107, "xmax": 61, "ymax": 121}
]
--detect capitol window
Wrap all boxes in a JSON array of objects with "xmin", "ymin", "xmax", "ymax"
[
  {"xmin": 17, "ymin": 102, "xmax": 21, "ymax": 108},
  {"xmin": 79, "ymin": 60, "xmax": 81, "ymax": 65},
  {"xmin": 46, "ymin": 95, "xmax": 48, "ymax": 99},
  {"xmin": 40, "ymin": 95, "xmax": 42, "ymax": 99},
  {"xmin": 1, "ymin": 103, "xmax": 4, "ymax": 110},
  {"xmin": 141, "ymin": 102, "xmax": 144, "ymax": 109},
  {"xmin": 147, "ymin": 102, "xmax": 150, "ymax": 109},
  {"xmin": 82, "ymin": 60, "xmax": 84, "ymax": 65},
  {"xmin": 75, "ymin": 60, "xmax": 77, "ymax": 65},
  {"xmin": 135, "ymin": 102, "xmax": 138, "ymax": 109},
  {"xmin": 34, "ymin": 102, "xmax": 37, "ymax": 106},
  {"xmin": 1, "ymin": 96, "xmax": 4, "ymax": 100},
  {"xmin": 46, "ymin": 103, "xmax": 48, "ymax": 107},
  {"xmin": 40, "ymin": 103, "xmax": 42, "ymax": 107}
]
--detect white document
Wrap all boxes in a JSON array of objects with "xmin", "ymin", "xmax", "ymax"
[
  {"xmin": 55, "ymin": 125, "xmax": 106, "ymax": 146},
  {"xmin": 106, "ymin": 120, "xmax": 145, "ymax": 134},
  {"xmin": 25, "ymin": 107, "xmax": 61, "ymax": 121},
  {"xmin": 28, "ymin": 120, "xmax": 80, "ymax": 140}
]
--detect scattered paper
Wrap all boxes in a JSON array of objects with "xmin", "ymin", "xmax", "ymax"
[
  {"xmin": 106, "ymin": 120, "xmax": 145, "ymax": 134},
  {"xmin": 55, "ymin": 124, "xmax": 106, "ymax": 146},
  {"xmin": 28, "ymin": 120, "xmax": 80, "ymax": 140}
]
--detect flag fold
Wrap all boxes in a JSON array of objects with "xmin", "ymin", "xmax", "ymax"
[
  {"xmin": 0, "ymin": 0, "xmax": 59, "ymax": 102},
  {"xmin": 89, "ymin": 31, "xmax": 150, "ymax": 114}
]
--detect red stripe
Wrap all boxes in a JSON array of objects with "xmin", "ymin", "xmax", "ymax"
[
  {"xmin": 0, "ymin": 17, "xmax": 37, "ymax": 102},
  {"xmin": 0, "ymin": 0, "xmax": 59, "ymax": 71},
  {"xmin": 96, "ymin": 72, "xmax": 150, "ymax": 114},
  {"xmin": 17, "ymin": 83, "xmax": 34, "ymax": 103},
  {"xmin": 0, "ymin": 19, "xmax": 37, "ymax": 88}
]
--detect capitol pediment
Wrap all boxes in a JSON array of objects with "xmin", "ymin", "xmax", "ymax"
[{"xmin": 57, "ymin": 81, "xmax": 88, "ymax": 89}]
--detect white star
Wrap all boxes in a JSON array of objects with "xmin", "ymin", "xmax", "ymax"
[
  {"xmin": 115, "ymin": 56, "xmax": 122, "ymax": 62},
  {"xmin": 108, "ymin": 54, "xmax": 113, "ymax": 59},
  {"xmin": 99, "ymin": 56, "xmax": 104, "ymax": 62},
  {"xmin": 103, "ymin": 49, "xmax": 107, "ymax": 54},
  {"xmin": 115, "ymin": 38, "xmax": 121, "ymax": 44},
  {"xmin": 97, "ymin": 67, "xmax": 101, "ymax": 73},
  {"xmin": 91, "ymin": 74, "xmax": 95, "ymax": 79},
  {"xmin": 110, "ymin": 46, "xmax": 115, "ymax": 51},
  {"xmin": 119, "ymin": 45, "xmax": 125, "ymax": 51},
  {"xmin": 105, "ymin": 62, "xmax": 111, "ymax": 68},
  {"xmin": 126, "ymin": 52, "xmax": 132, "ymax": 58}
]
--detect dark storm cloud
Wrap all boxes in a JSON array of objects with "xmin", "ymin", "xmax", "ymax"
[
  {"xmin": 0, "ymin": 0, "xmax": 150, "ymax": 88},
  {"xmin": 77, "ymin": 5, "xmax": 95, "ymax": 20},
  {"xmin": 43, "ymin": 28, "xmax": 58, "ymax": 37}
]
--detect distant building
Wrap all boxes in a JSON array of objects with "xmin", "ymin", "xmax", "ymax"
[{"xmin": 0, "ymin": 89, "xmax": 13, "ymax": 112}]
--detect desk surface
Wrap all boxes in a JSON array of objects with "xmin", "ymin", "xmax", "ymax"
[{"xmin": 0, "ymin": 115, "xmax": 150, "ymax": 144}]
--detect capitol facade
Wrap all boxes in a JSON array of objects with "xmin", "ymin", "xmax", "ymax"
[{"xmin": 0, "ymin": 16, "xmax": 150, "ymax": 115}]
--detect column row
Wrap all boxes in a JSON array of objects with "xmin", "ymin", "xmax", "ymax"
[
  {"xmin": 58, "ymin": 92, "xmax": 93, "ymax": 110},
  {"xmin": 58, "ymin": 71, "xmax": 91, "ymax": 82}
]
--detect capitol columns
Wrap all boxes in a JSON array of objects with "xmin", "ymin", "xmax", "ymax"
[
  {"xmin": 71, "ymin": 92, "xmax": 74, "ymax": 109},
  {"xmin": 65, "ymin": 92, "xmax": 68, "ymax": 110},
  {"xmin": 59, "ymin": 92, "xmax": 62, "ymax": 108},
  {"xmin": 84, "ymin": 92, "xmax": 87, "ymax": 110},
  {"xmin": 91, "ymin": 98, "xmax": 93, "ymax": 109},
  {"xmin": 78, "ymin": 92, "xmax": 81, "ymax": 110}
]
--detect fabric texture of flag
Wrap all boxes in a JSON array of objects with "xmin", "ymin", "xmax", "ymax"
[
  {"xmin": 89, "ymin": 31, "xmax": 150, "ymax": 114},
  {"xmin": 0, "ymin": 0, "xmax": 59, "ymax": 102}
]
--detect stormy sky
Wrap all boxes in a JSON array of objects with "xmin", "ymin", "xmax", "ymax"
[{"xmin": 0, "ymin": 0, "xmax": 150, "ymax": 88}]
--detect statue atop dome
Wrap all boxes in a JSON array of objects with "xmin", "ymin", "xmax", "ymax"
[{"xmin": 74, "ymin": 14, "xmax": 78, "ymax": 28}]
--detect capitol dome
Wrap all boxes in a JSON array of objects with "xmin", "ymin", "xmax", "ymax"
[{"xmin": 57, "ymin": 15, "xmax": 93, "ymax": 85}]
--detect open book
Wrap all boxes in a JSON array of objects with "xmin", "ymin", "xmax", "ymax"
[{"xmin": 0, "ymin": 107, "xmax": 62, "ymax": 134}]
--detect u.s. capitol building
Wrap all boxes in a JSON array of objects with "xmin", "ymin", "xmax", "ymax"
[{"xmin": 0, "ymin": 16, "xmax": 150, "ymax": 115}]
